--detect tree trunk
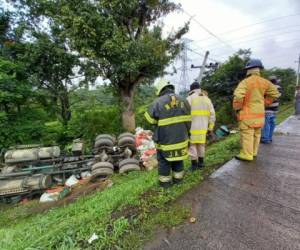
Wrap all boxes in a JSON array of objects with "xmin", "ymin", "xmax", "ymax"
[
  {"xmin": 3, "ymin": 103, "xmax": 9, "ymax": 114},
  {"xmin": 59, "ymin": 93, "xmax": 71, "ymax": 125},
  {"xmin": 120, "ymin": 86, "xmax": 136, "ymax": 132},
  {"xmin": 17, "ymin": 104, "xmax": 21, "ymax": 113}
]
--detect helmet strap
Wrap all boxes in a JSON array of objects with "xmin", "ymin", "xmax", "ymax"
[{"xmin": 247, "ymin": 68, "xmax": 260, "ymax": 76}]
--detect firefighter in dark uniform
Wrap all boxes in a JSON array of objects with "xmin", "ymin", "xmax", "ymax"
[{"xmin": 145, "ymin": 79, "xmax": 191, "ymax": 188}]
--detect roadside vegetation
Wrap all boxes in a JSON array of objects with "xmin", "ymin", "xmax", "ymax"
[
  {"xmin": 0, "ymin": 1, "xmax": 297, "ymax": 249},
  {"xmin": 0, "ymin": 104, "xmax": 294, "ymax": 249}
]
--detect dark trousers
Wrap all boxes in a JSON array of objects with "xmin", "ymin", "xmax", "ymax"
[{"xmin": 157, "ymin": 150, "xmax": 184, "ymax": 183}]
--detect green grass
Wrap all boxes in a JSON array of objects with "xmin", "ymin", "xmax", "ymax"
[{"xmin": 0, "ymin": 103, "xmax": 294, "ymax": 250}]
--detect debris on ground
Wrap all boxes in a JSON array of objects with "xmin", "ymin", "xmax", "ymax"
[
  {"xmin": 88, "ymin": 233, "xmax": 99, "ymax": 244},
  {"xmin": 106, "ymin": 179, "xmax": 114, "ymax": 188},
  {"xmin": 40, "ymin": 186, "xmax": 71, "ymax": 203},
  {"xmin": 135, "ymin": 127, "xmax": 158, "ymax": 170},
  {"xmin": 65, "ymin": 175, "xmax": 79, "ymax": 187},
  {"xmin": 215, "ymin": 125, "xmax": 230, "ymax": 138},
  {"xmin": 189, "ymin": 217, "xmax": 196, "ymax": 223}
]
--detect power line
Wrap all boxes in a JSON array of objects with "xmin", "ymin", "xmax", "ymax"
[
  {"xmin": 197, "ymin": 24, "xmax": 300, "ymax": 49},
  {"xmin": 205, "ymin": 29, "xmax": 300, "ymax": 51},
  {"xmin": 182, "ymin": 9, "xmax": 235, "ymax": 51},
  {"xmin": 187, "ymin": 48, "xmax": 220, "ymax": 63},
  {"xmin": 211, "ymin": 37, "xmax": 300, "ymax": 59},
  {"xmin": 195, "ymin": 13, "xmax": 300, "ymax": 42},
  {"xmin": 186, "ymin": 40, "xmax": 222, "ymax": 62}
]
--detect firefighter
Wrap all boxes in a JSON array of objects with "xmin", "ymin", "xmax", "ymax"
[
  {"xmin": 144, "ymin": 79, "xmax": 191, "ymax": 188},
  {"xmin": 233, "ymin": 59, "xmax": 280, "ymax": 161},
  {"xmin": 187, "ymin": 81, "xmax": 215, "ymax": 170}
]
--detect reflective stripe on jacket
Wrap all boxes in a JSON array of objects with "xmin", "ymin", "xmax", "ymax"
[
  {"xmin": 233, "ymin": 74, "xmax": 280, "ymax": 128},
  {"xmin": 145, "ymin": 91, "xmax": 191, "ymax": 161},
  {"xmin": 187, "ymin": 89, "xmax": 216, "ymax": 144}
]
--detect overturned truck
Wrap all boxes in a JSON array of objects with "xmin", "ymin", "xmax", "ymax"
[{"xmin": 0, "ymin": 133, "xmax": 141, "ymax": 202}]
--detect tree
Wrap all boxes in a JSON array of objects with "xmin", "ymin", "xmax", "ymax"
[
  {"xmin": 0, "ymin": 10, "xmax": 48, "ymax": 148},
  {"xmin": 24, "ymin": 33, "xmax": 85, "ymax": 125},
  {"xmin": 0, "ymin": 10, "xmax": 33, "ymax": 114},
  {"xmin": 201, "ymin": 49, "xmax": 251, "ymax": 102},
  {"xmin": 201, "ymin": 49, "xmax": 251, "ymax": 125},
  {"xmin": 263, "ymin": 68, "xmax": 296, "ymax": 102},
  {"xmin": 18, "ymin": 0, "xmax": 188, "ymax": 131},
  {"xmin": 0, "ymin": 57, "xmax": 32, "ymax": 113}
]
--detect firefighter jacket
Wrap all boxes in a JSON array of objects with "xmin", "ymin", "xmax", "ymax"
[
  {"xmin": 186, "ymin": 89, "xmax": 216, "ymax": 144},
  {"xmin": 144, "ymin": 90, "xmax": 191, "ymax": 161},
  {"xmin": 233, "ymin": 73, "xmax": 280, "ymax": 129}
]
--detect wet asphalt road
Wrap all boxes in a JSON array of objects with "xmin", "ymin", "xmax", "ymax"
[{"xmin": 145, "ymin": 116, "xmax": 300, "ymax": 250}]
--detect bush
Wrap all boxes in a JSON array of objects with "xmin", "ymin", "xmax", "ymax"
[
  {"xmin": 0, "ymin": 107, "xmax": 47, "ymax": 149},
  {"xmin": 43, "ymin": 121, "xmax": 65, "ymax": 146},
  {"xmin": 214, "ymin": 100, "xmax": 236, "ymax": 126},
  {"xmin": 67, "ymin": 105, "xmax": 122, "ymax": 146}
]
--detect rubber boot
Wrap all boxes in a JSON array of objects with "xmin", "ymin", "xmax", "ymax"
[
  {"xmin": 235, "ymin": 154, "xmax": 253, "ymax": 161},
  {"xmin": 198, "ymin": 157, "xmax": 205, "ymax": 169},
  {"xmin": 159, "ymin": 181, "xmax": 172, "ymax": 189},
  {"xmin": 173, "ymin": 178, "xmax": 183, "ymax": 185},
  {"xmin": 188, "ymin": 160, "xmax": 198, "ymax": 172}
]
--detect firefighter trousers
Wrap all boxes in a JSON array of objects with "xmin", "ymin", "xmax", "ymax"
[
  {"xmin": 189, "ymin": 143, "xmax": 205, "ymax": 160},
  {"xmin": 239, "ymin": 126, "xmax": 261, "ymax": 161},
  {"xmin": 157, "ymin": 150, "xmax": 184, "ymax": 184}
]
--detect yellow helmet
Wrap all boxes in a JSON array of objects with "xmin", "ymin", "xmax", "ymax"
[{"xmin": 155, "ymin": 79, "xmax": 174, "ymax": 96}]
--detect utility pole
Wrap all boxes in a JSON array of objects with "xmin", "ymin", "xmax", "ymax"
[
  {"xmin": 296, "ymin": 54, "xmax": 300, "ymax": 87},
  {"xmin": 191, "ymin": 51, "xmax": 209, "ymax": 85},
  {"xmin": 295, "ymin": 54, "xmax": 300, "ymax": 115}
]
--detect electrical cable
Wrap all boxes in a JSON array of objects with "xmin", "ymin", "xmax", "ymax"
[
  {"xmin": 182, "ymin": 9, "xmax": 235, "ymax": 51},
  {"xmin": 187, "ymin": 48, "xmax": 221, "ymax": 63},
  {"xmin": 211, "ymin": 37, "xmax": 300, "ymax": 58},
  {"xmin": 205, "ymin": 29, "xmax": 300, "ymax": 50},
  {"xmin": 195, "ymin": 13, "xmax": 300, "ymax": 42},
  {"xmin": 197, "ymin": 24, "xmax": 300, "ymax": 49}
]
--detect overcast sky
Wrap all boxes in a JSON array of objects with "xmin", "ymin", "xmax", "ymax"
[
  {"xmin": 2, "ymin": 0, "xmax": 299, "ymax": 89},
  {"xmin": 163, "ymin": 0, "xmax": 300, "ymax": 89}
]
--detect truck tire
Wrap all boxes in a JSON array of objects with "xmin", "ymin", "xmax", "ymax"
[
  {"xmin": 117, "ymin": 132, "xmax": 135, "ymax": 140},
  {"xmin": 95, "ymin": 134, "xmax": 115, "ymax": 143},
  {"xmin": 91, "ymin": 161, "xmax": 114, "ymax": 171},
  {"xmin": 91, "ymin": 161, "xmax": 114, "ymax": 180},
  {"xmin": 117, "ymin": 133, "xmax": 136, "ymax": 149},
  {"xmin": 91, "ymin": 167, "xmax": 114, "ymax": 180},
  {"xmin": 119, "ymin": 158, "xmax": 141, "ymax": 174},
  {"xmin": 94, "ymin": 134, "xmax": 115, "ymax": 148}
]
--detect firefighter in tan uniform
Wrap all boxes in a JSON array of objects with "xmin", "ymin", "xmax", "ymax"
[
  {"xmin": 187, "ymin": 81, "xmax": 216, "ymax": 170},
  {"xmin": 233, "ymin": 59, "xmax": 280, "ymax": 161}
]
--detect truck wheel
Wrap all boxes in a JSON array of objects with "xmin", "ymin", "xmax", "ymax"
[
  {"xmin": 119, "ymin": 158, "xmax": 141, "ymax": 174},
  {"xmin": 91, "ymin": 168, "xmax": 114, "ymax": 180},
  {"xmin": 117, "ymin": 133, "xmax": 136, "ymax": 150},
  {"xmin": 94, "ymin": 134, "xmax": 115, "ymax": 148},
  {"xmin": 95, "ymin": 134, "xmax": 115, "ymax": 142},
  {"xmin": 91, "ymin": 161, "xmax": 114, "ymax": 180},
  {"xmin": 91, "ymin": 161, "xmax": 114, "ymax": 171}
]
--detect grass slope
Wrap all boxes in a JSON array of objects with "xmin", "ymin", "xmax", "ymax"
[{"xmin": 0, "ymin": 104, "xmax": 294, "ymax": 249}]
